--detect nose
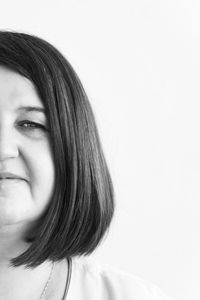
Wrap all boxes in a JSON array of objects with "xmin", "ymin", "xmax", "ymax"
[{"xmin": 0, "ymin": 126, "xmax": 19, "ymax": 161}]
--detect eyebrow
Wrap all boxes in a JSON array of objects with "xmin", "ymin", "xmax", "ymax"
[{"xmin": 16, "ymin": 106, "xmax": 46, "ymax": 114}]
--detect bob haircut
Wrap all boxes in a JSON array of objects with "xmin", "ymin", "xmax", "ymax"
[{"xmin": 0, "ymin": 31, "xmax": 115, "ymax": 268}]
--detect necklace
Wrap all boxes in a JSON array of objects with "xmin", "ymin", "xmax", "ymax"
[
  {"xmin": 38, "ymin": 257, "xmax": 72, "ymax": 300},
  {"xmin": 39, "ymin": 261, "xmax": 55, "ymax": 300}
]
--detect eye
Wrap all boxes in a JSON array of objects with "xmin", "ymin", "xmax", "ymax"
[{"xmin": 17, "ymin": 120, "xmax": 47, "ymax": 131}]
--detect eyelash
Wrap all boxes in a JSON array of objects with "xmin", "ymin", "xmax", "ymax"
[{"xmin": 18, "ymin": 120, "xmax": 47, "ymax": 131}]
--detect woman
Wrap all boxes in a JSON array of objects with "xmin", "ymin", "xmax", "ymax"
[{"xmin": 0, "ymin": 31, "xmax": 172, "ymax": 300}]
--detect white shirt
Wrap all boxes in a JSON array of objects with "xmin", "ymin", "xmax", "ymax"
[{"xmin": 65, "ymin": 257, "xmax": 172, "ymax": 300}]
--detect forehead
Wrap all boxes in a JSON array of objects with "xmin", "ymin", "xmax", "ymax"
[{"xmin": 0, "ymin": 66, "xmax": 44, "ymax": 111}]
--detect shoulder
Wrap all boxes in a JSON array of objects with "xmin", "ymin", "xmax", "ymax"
[{"xmin": 67, "ymin": 256, "xmax": 172, "ymax": 300}]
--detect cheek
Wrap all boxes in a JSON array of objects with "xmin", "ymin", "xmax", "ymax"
[{"xmin": 27, "ymin": 147, "xmax": 55, "ymax": 208}]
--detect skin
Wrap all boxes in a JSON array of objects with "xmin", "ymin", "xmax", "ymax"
[{"xmin": 0, "ymin": 66, "xmax": 68, "ymax": 299}]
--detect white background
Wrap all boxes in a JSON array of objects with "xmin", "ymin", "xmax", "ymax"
[{"xmin": 0, "ymin": 1, "xmax": 199, "ymax": 299}]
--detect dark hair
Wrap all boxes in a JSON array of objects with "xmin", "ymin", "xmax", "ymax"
[{"xmin": 0, "ymin": 30, "xmax": 115, "ymax": 268}]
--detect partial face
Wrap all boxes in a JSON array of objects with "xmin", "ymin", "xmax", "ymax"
[{"xmin": 0, "ymin": 66, "xmax": 55, "ymax": 227}]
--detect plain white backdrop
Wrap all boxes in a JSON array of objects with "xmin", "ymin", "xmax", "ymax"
[{"xmin": 0, "ymin": 1, "xmax": 200, "ymax": 299}]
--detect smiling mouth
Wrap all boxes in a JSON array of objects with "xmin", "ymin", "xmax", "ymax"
[
  {"xmin": 0, "ymin": 178, "xmax": 26, "ymax": 184},
  {"xmin": 0, "ymin": 178, "xmax": 23, "ymax": 180},
  {"xmin": 0, "ymin": 179, "xmax": 27, "ymax": 193}
]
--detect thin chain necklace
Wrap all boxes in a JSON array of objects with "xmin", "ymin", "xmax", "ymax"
[{"xmin": 39, "ymin": 261, "xmax": 55, "ymax": 300}]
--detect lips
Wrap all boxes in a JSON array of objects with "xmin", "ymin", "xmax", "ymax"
[
  {"xmin": 0, "ymin": 178, "xmax": 22, "ymax": 180},
  {"xmin": 0, "ymin": 177, "xmax": 26, "ymax": 190},
  {"xmin": 0, "ymin": 172, "xmax": 27, "ymax": 181}
]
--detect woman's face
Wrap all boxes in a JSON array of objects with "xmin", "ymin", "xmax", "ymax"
[{"xmin": 0, "ymin": 66, "xmax": 55, "ymax": 228}]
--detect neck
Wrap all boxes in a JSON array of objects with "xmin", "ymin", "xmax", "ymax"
[
  {"xmin": 0, "ymin": 223, "xmax": 69, "ymax": 300},
  {"xmin": 0, "ymin": 257, "xmax": 68, "ymax": 300},
  {"xmin": 0, "ymin": 260, "xmax": 54, "ymax": 300},
  {"xmin": 0, "ymin": 224, "xmax": 53, "ymax": 300}
]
